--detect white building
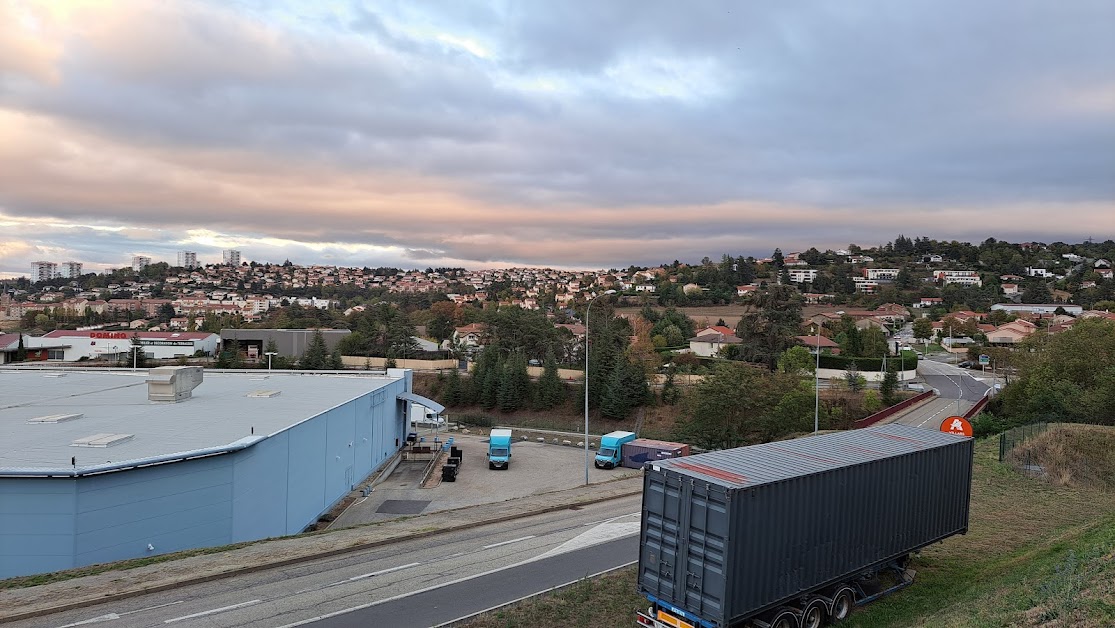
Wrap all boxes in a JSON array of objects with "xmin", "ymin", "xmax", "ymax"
[
  {"xmin": 60, "ymin": 261, "xmax": 83, "ymax": 279},
  {"xmin": 223, "ymin": 249, "xmax": 242, "ymax": 266},
  {"xmin": 788, "ymin": 269, "xmax": 819, "ymax": 283},
  {"xmin": 990, "ymin": 303, "xmax": 1083, "ymax": 316},
  {"xmin": 863, "ymin": 268, "xmax": 900, "ymax": 281},
  {"xmin": 40, "ymin": 330, "xmax": 221, "ymax": 361},
  {"xmin": 131, "ymin": 256, "xmax": 151, "ymax": 272},
  {"xmin": 30, "ymin": 261, "xmax": 58, "ymax": 282},
  {"xmin": 934, "ymin": 270, "xmax": 982, "ymax": 287},
  {"xmin": 177, "ymin": 251, "xmax": 199, "ymax": 269}
]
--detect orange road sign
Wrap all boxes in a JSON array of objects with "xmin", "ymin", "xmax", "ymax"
[{"xmin": 940, "ymin": 416, "xmax": 973, "ymax": 437}]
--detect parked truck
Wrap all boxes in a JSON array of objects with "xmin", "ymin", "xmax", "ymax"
[
  {"xmin": 595, "ymin": 431, "xmax": 637, "ymax": 469},
  {"xmin": 636, "ymin": 423, "xmax": 973, "ymax": 628},
  {"xmin": 487, "ymin": 429, "xmax": 512, "ymax": 470}
]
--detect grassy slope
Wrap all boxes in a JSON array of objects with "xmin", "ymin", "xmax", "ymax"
[{"xmin": 462, "ymin": 427, "xmax": 1115, "ymax": 628}]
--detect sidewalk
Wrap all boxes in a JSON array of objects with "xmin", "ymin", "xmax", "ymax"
[{"xmin": 0, "ymin": 476, "xmax": 644, "ymax": 623}]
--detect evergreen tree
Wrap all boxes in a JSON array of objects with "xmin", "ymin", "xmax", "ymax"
[
  {"xmin": 442, "ymin": 366, "xmax": 464, "ymax": 407},
  {"xmin": 300, "ymin": 330, "xmax": 329, "ymax": 369},
  {"xmin": 535, "ymin": 349, "xmax": 565, "ymax": 410},
  {"xmin": 600, "ymin": 352, "xmax": 632, "ymax": 419},
  {"xmin": 497, "ymin": 351, "xmax": 530, "ymax": 412},
  {"xmin": 880, "ymin": 370, "xmax": 899, "ymax": 406},
  {"xmin": 15, "ymin": 333, "xmax": 26, "ymax": 362},
  {"xmin": 330, "ymin": 348, "xmax": 344, "ymax": 369}
]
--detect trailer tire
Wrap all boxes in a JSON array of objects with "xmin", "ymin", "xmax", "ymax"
[
  {"xmin": 829, "ymin": 587, "xmax": 855, "ymax": 623},
  {"xmin": 769, "ymin": 608, "xmax": 800, "ymax": 628},
  {"xmin": 801, "ymin": 597, "xmax": 827, "ymax": 628}
]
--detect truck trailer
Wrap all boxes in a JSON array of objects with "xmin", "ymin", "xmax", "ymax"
[
  {"xmin": 621, "ymin": 438, "xmax": 690, "ymax": 469},
  {"xmin": 488, "ymin": 429, "xmax": 513, "ymax": 470},
  {"xmin": 596, "ymin": 431, "xmax": 637, "ymax": 469},
  {"xmin": 636, "ymin": 423, "xmax": 973, "ymax": 628}
]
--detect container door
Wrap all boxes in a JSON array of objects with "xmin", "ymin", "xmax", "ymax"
[
  {"xmin": 682, "ymin": 483, "xmax": 728, "ymax": 622},
  {"xmin": 641, "ymin": 470, "xmax": 686, "ymax": 604}
]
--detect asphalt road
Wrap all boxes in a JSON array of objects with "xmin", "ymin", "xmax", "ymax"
[
  {"xmin": 892, "ymin": 360, "xmax": 992, "ymax": 429},
  {"xmin": 311, "ymin": 536, "xmax": 640, "ymax": 628},
  {"xmin": 20, "ymin": 496, "xmax": 644, "ymax": 628}
]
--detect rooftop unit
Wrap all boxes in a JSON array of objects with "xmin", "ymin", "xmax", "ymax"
[{"xmin": 146, "ymin": 366, "xmax": 204, "ymax": 403}]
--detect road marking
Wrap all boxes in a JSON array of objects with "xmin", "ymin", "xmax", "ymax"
[
  {"xmin": 347, "ymin": 562, "xmax": 423, "ymax": 581},
  {"xmin": 163, "ymin": 600, "xmax": 261, "ymax": 623},
  {"xmin": 537, "ymin": 520, "xmax": 641, "ymax": 561},
  {"xmin": 483, "ymin": 535, "xmax": 535, "ymax": 549},
  {"xmin": 57, "ymin": 615, "xmax": 120, "ymax": 628},
  {"xmin": 120, "ymin": 601, "xmax": 184, "ymax": 616},
  {"xmin": 583, "ymin": 511, "xmax": 640, "ymax": 526}
]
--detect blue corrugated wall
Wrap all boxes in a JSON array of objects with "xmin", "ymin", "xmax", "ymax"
[{"xmin": 0, "ymin": 381, "xmax": 407, "ymax": 579}]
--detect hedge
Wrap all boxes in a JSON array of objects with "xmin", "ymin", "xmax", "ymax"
[{"xmin": 818, "ymin": 351, "xmax": 919, "ymax": 372}]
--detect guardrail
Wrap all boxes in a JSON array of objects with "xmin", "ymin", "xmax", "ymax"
[
  {"xmin": 854, "ymin": 390, "xmax": 936, "ymax": 428},
  {"xmin": 964, "ymin": 395, "xmax": 989, "ymax": 419}
]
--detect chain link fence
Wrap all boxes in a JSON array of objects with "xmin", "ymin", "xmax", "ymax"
[{"xmin": 999, "ymin": 422, "xmax": 1053, "ymax": 462}]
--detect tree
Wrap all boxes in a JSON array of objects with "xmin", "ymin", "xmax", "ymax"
[
  {"xmin": 673, "ymin": 363, "xmax": 800, "ymax": 448},
  {"xmin": 778, "ymin": 345, "xmax": 815, "ymax": 376},
  {"xmin": 300, "ymin": 330, "xmax": 329, "ymax": 369},
  {"xmin": 330, "ymin": 348, "xmax": 344, "ymax": 370},
  {"xmin": 14, "ymin": 333, "xmax": 26, "ymax": 362},
  {"xmin": 912, "ymin": 317, "xmax": 934, "ymax": 350},
  {"xmin": 880, "ymin": 370, "xmax": 899, "ymax": 406},
  {"xmin": 157, "ymin": 303, "xmax": 176, "ymax": 324},
  {"xmin": 734, "ymin": 285, "xmax": 804, "ymax": 370},
  {"xmin": 442, "ymin": 366, "xmax": 465, "ymax": 407},
  {"xmin": 497, "ymin": 351, "xmax": 531, "ymax": 412},
  {"xmin": 534, "ymin": 350, "xmax": 566, "ymax": 410}
]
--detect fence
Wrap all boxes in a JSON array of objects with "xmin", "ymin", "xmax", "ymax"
[{"xmin": 999, "ymin": 422, "xmax": 1052, "ymax": 462}]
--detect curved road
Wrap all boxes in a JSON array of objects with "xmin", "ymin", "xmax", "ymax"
[
  {"xmin": 894, "ymin": 360, "xmax": 991, "ymax": 429},
  {"xmin": 18, "ymin": 496, "xmax": 644, "ymax": 628}
]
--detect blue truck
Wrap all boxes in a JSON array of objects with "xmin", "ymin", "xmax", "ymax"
[
  {"xmin": 488, "ymin": 428, "xmax": 513, "ymax": 470},
  {"xmin": 595, "ymin": 431, "xmax": 637, "ymax": 469}
]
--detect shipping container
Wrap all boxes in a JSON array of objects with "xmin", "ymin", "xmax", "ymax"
[
  {"xmin": 621, "ymin": 438, "xmax": 691, "ymax": 469},
  {"xmin": 637, "ymin": 424, "xmax": 973, "ymax": 628}
]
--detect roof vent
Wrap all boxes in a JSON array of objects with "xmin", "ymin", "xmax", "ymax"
[
  {"xmin": 247, "ymin": 390, "xmax": 281, "ymax": 398},
  {"xmin": 71, "ymin": 433, "xmax": 134, "ymax": 448},
  {"xmin": 28, "ymin": 413, "xmax": 83, "ymax": 424},
  {"xmin": 147, "ymin": 366, "xmax": 204, "ymax": 403}
]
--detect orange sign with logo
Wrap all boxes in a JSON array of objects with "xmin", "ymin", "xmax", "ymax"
[{"xmin": 940, "ymin": 416, "xmax": 973, "ymax": 437}]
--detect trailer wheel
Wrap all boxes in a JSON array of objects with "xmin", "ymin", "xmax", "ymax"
[
  {"xmin": 801, "ymin": 597, "xmax": 827, "ymax": 628},
  {"xmin": 769, "ymin": 608, "xmax": 800, "ymax": 628},
  {"xmin": 829, "ymin": 587, "xmax": 855, "ymax": 623}
]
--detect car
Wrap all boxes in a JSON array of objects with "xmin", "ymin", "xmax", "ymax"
[{"xmin": 957, "ymin": 361, "xmax": 972, "ymax": 369}]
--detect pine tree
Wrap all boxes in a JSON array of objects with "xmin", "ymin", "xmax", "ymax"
[
  {"xmin": 330, "ymin": 348, "xmax": 344, "ymax": 370},
  {"xmin": 535, "ymin": 349, "xmax": 565, "ymax": 410},
  {"xmin": 600, "ymin": 353, "xmax": 633, "ymax": 419},
  {"xmin": 442, "ymin": 367, "xmax": 463, "ymax": 407},
  {"xmin": 300, "ymin": 330, "xmax": 329, "ymax": 370}
]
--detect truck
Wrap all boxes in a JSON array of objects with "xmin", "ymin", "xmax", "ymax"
[
  {"xmin": 635, "ymin": 423, "xmax": 973, "ymax": 628},
  {"xmin": 487, "ymin": 429, "xmax": 512, "ymax": 470},
  {"xmin": 620, "ymin": 438, "xmax": 690, "ymax": 469},
  {"xmin": 595, "ymin": 431, "xmax": 637, "ymax": 469},
  {"xmin": 409, "ymin": 404, "xmax": 445, "ymax": 428}
]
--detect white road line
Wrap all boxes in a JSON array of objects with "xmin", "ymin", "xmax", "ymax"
[
  {"xmin": 119, "ymin": 601, "xmax": 184, "ymax": 616},
  {"xmin": 483, "ymin": 535, "xmax": 535, "ymax": 549},
  {"xmin": 583, "ymin": 511, "xmax": 640, "ymax": 526},
  {"xmin": 163, "ymin": 600, "xmax": 261, "ymax": 624},
  {"xmin": 57, "ymin": 614, "xmax": 120, "ymax": 628},
  {"xmin": 347, "ymin": 562, "xmax": 423, "ymax": 581}
]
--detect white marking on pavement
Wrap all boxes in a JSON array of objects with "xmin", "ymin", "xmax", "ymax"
[
  {"xmin": 163, "ymin": 600, "xmax": 261, "ymax": 623},
  {"xmin": 119, "ymin": 601, "xmax": 184, "ymax": 616},
  {"xmin": 347, "ymin": 562, "xmax": 423, "ymax": 581},
  {"xmin": 536, "ymin": 521, "xmax": 641, "ymax": 561},
  {"xmin": 483, "ymin": 535, "xmax": 535, "ymax": 549},
  {"xmin": 583, "ymin": 511, "xmax": 640, "ymax": 526},
  {"xmin": 57, "ymin": 615, "xmax": 120, "ymax": 628}
]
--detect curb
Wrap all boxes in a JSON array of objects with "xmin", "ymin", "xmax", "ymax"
[{"xmin": 1, "ymin": 487, "xmax": 643, "ymax": 623}]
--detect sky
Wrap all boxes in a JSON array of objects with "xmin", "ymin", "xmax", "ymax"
[{"xmin": 1, "ymin": 0, "xmax": 1113, "ymax": 278}]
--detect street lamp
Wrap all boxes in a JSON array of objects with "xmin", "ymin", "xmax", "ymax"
[
  {"xmin": 131, "ymin": 345, "xmax": 140, "ymax": 371},
  {"xmin": 812, "ymin": 325, "xmax": 820, "ymax": 433},
  {"xmin": 264, "ymin": 351, "xmax": 278, "ymax": 372},
  {"xmin": 584, "ymin": 289, "xmax": 617, "ymax": 486}
]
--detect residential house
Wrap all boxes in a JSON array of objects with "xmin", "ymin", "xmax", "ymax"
[
  {"xmin": 795, "ymin": 334, "xmax": 840, "ymax": 355},
  {"xmin": 688, "ymin": 326, "xmax": 742, "ymax": 357},
  {"xmin": 986, "ymin": 320, "xmax": 1038, "ymax": 345}
]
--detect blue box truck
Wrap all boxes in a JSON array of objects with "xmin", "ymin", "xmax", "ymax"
[
  {"xmin": 595, "ymin": 431, "xmax": 637, "ymax": 469},
  {"xmin": 488, "ymin": 428, "xmax": 513, "ymax": 470}
]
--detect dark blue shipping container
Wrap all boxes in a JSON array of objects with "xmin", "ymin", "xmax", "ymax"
[{"xmin": 637, "ymin": 423, "xmax": 973, "ymax": 627}]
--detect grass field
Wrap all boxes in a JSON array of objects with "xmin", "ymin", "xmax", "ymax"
[{"xmin": 461, "ymin": 426, "xmax": 1115, "ymax": 628}]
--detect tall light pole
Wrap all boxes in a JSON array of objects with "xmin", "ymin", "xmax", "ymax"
[
  {"xmin": 584, "ymin": 289, "xmax": 616, "ymax": 486},
  {"xmin": 264, "ymin": 351, "xmax": 277, "ymax": 372},
  {"xmin": 813, "ymin": 325, "xmax": 821, "ymax": 433},
  {"xmin": 131, "ymin": 345, "xmax": 140, "ymax": 371}
]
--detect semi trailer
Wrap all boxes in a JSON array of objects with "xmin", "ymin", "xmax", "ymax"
[{"xmin": 635, "ymin": 423, "xmax": 973, "ymax": 628}]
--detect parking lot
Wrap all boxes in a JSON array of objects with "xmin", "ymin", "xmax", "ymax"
[{"xmin": 331, "ymin": 428, "xmax": 643, "ymax": 528}]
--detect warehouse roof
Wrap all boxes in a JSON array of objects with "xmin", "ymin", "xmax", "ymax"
[
  {"xmin": 0, "ymin": 368, "xmax": 402, "ymax": 475},
  {"xmin": 652, "ymin": 423, "xmax": 969, "ymax": 488}
]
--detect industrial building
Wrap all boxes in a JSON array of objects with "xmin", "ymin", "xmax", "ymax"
[
  {"xmin": 40, "ymin": 330, "xmax": 221, "ymax": 362},
  {"xmin": 0, "ymin": 366, "xmax": 440, "ymax": 579},
  {"xmin": 219, "ymin": 328, "xmax": 350, "ymax": 360}
]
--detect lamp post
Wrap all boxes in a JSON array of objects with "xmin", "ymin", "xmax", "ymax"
[
  {"xmin": 813, "ymin": 325, "xmax": 820, "ymax": 433},
  {"xmin": 131, "ymin": 345, "xmax": 140, "ymax": 371},
  {"xmin": 264, "ymin": 351, "xmax": 277, "ymax": 372},
  {"xmin": 584, "ymin": 289, "xmax": 616, "ymax": 486}
]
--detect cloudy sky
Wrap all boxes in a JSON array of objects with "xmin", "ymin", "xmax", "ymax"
[{"xmin": 1, "ymin": 1, "xmax": 1113, "ymax": 278}]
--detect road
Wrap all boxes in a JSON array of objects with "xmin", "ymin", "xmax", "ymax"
[
  {"xmin": 893, "ymin": 360, "xmax": 992, "ymax": 429},
  {"xmin": 13, "ymin": 496, "xmax": 643, "ymax": 628}
]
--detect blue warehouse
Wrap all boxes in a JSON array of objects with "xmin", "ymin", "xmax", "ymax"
[{"xmin": 0, "ymin": 367, "xmax": 439, "ymax": 579}]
